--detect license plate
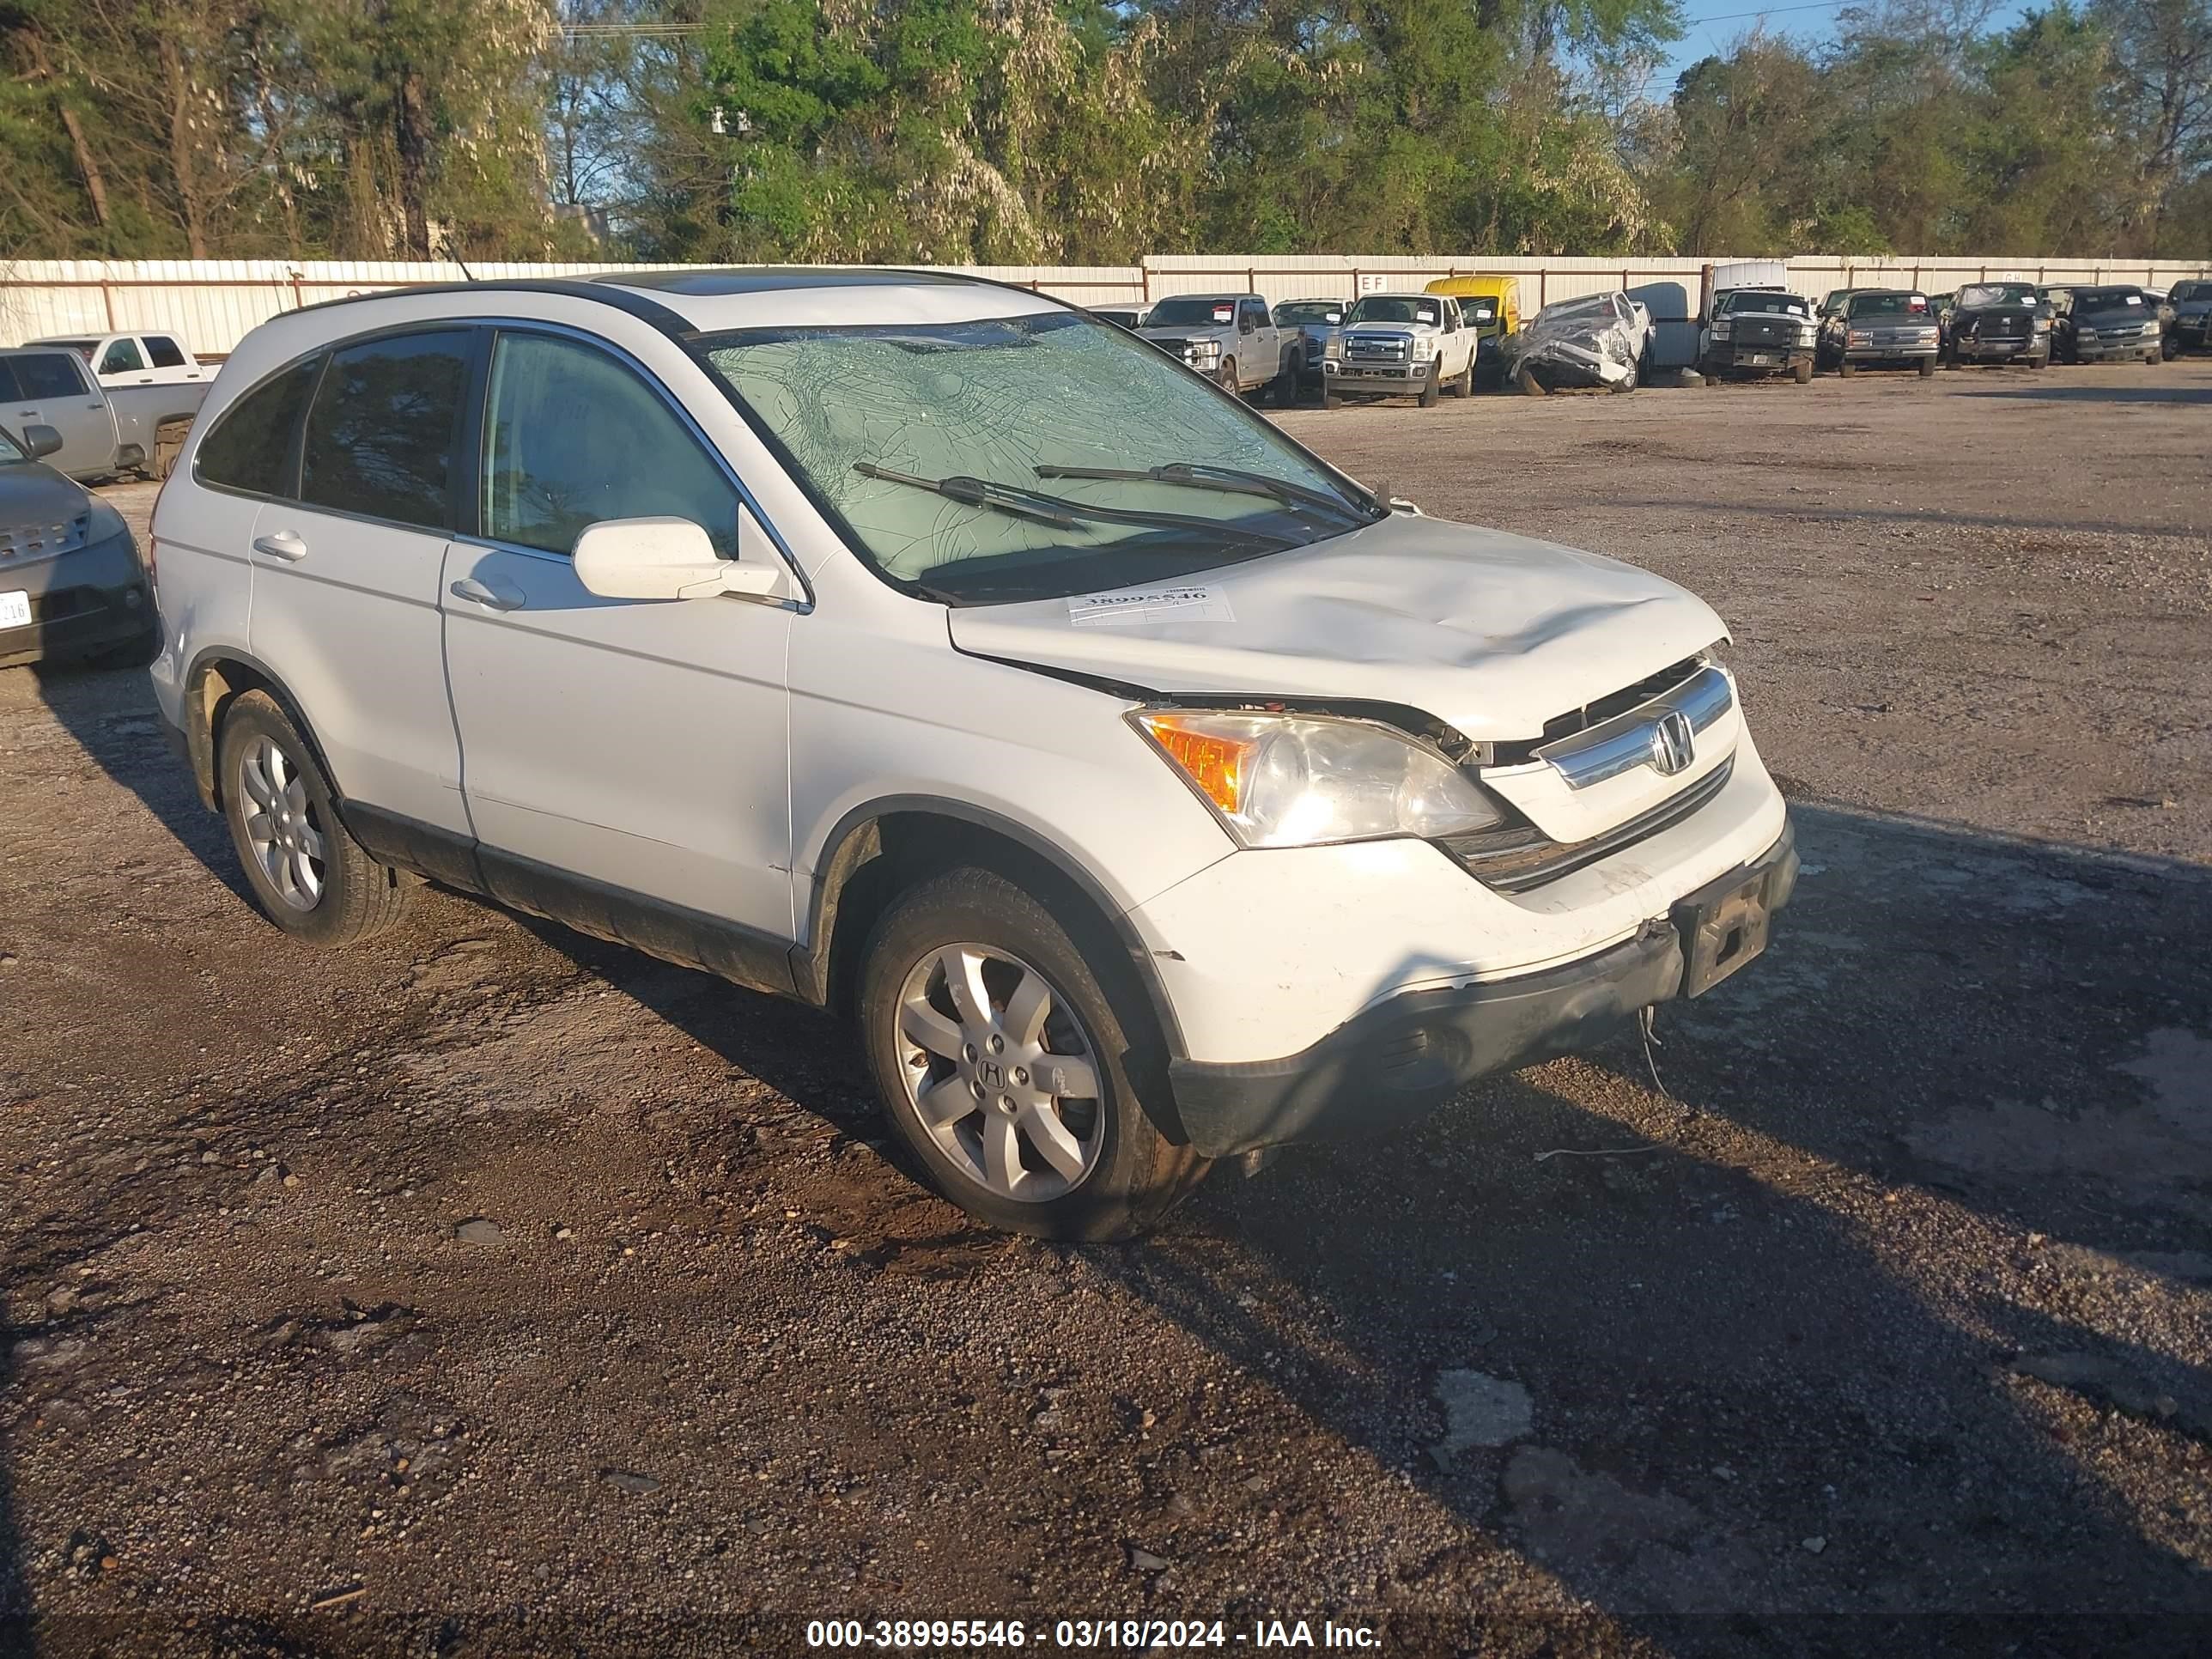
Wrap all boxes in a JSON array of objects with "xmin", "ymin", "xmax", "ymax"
[
  {"xmin": 1673, "ymin": 869, "xmax": 1774, "ymax": 997},
  {"xmin": 1742, "ymin": 352, "xmax": 1773, "ymax": 366},
  {"xmin": 0, "ymin": 591, "xmax": 29, "ymax": 629}
]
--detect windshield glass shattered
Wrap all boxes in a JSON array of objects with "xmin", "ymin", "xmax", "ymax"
[
  {"xmin": 699, "ymin": 313, "xmax": 1379, "ymax": 604},
  {"xmin": 1958, "ymin": 284, "xmax": 2036, "ymax": 308}
]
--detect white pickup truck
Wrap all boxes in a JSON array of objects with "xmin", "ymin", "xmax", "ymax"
[
  {"xmin": 30, "ymin": 331, "xmax": 211, "ymax": 390},
  {"xmin": 1319, "ymin": 293, "xmax": 1480, "ymax": 407},
  {"xmin": 1, "ymin": 343, "xmax": 210, "ymax": 482}
]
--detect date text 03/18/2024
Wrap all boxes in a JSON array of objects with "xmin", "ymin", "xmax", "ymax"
[{"xmin": 805, "ymin": 1618, "xmax": 1382, "ymax": 1649}]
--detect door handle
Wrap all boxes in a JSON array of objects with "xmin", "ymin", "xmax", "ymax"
[
  {"xmin": 449, "ymin": 576, "xmax": 525, "ymax": 611},
  {"xmin": 252, "ymin": 532, "xmax": 308, "ymax": 562}
]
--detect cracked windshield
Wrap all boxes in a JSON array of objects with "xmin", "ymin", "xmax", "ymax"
[{"xmin": 702, "ymin": 311, "xmax": 1377, "ymax": 603}]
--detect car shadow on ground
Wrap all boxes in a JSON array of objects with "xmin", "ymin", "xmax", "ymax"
[
  {"xmin": 1588, "ymin": 495, "xmax": 2197, "ymax": 541},
  {"xmin": 546, "ymin": 803, "xmax": 2212, "ymax": 1653},
  {"xmin": 26, "ymin": 656, "xmax": 259, "ymax": 913},
  {"xmin": 1965, "ymin": 382, "xmax": 2212, "ymax": 405}
]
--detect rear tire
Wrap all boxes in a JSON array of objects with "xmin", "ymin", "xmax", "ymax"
[
  {"xmin": 1271, "ymin": 355, "xmax": 1301, "ymax": 407},
  {"xmin": 860, "ymin": 866, "xmax": 1208, "ymax": 1241},
  {"xmin": 218, "ymin": 690, "xmax": 413, "ymax": 946},
  {"xmin": 1451, "ymin": 356, "xmax": 1474, "ymax": 398}
]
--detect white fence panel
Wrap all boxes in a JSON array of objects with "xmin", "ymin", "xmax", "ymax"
[{"xmin": 5, "ymin": 253, "xmax": 2208, "ymax": 358}]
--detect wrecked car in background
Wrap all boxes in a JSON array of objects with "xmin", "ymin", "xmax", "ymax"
[
  {"xmin": 1138, "ymin": 294, "xmax": 1300, "ymax": 403},
  {"xmin": 1819, "ymin": 291, "xmax": 1940, "ymax": 378},
  {"xmin": 2168, "ymin": 279, "xmax": 2212, "ymax": 352},
  {"xmin": 1273, "ymin": 298, "xmax": 1346, "ymax": 399},
  {"xmin": 1320, "ymin": 293, "xmax": 1480, "ymax": 407},
  {"xmin": 1425, "ymin": 276, "xmax": 1523, "ymax": 387},
  {"xmin": 1941, "ymin": 282, "xmax": 2049, "ymax": 369},
  {"xmin": 2051, "ymin": 286, "xmax": 2165, "ymax": 365},
  {"xmin": 1698, "ymin": 289, "xmax": 1817, "ymax": 384},
  {"xmin": 1504, "ymin": 292, "xmax": 1653, "ymax": 393}
]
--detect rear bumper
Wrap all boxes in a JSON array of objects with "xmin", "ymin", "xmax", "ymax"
[
  {"xmin": 0, "ymin": 530, "xmax": 152, "ymax": 667},
  {"xmin": 1166, "ymin": 820, "xmax": 1798, "ymax": 1157}
]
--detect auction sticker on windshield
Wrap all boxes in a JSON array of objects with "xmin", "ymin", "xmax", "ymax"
[
  {"xmin": 1068, "ymin": 585, "xmax": 1235, "ymax": 628},
  {"xmin": 0, "ymin": 591, "xmax": 32, "ymax": 629}
]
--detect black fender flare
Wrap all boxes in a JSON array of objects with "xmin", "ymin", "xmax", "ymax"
[{"xmin": 791, "ymin": 794, "xmax": 1189, "ymax": 1058}]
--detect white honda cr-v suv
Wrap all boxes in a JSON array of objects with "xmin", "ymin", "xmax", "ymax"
[{"xmin": 149, "ymin": 269, "xmax": 1794, "ymax": 1240}]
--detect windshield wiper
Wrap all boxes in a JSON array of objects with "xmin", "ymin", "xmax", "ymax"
[
  {"xmin": 854, "ymin": 462, "xmax": 1079, "ymax": 528},
  {"xmin": 854, "ymin": 461, "xmax": 1299, "ymax": 550},
  {"xmin": 1034, "ymin": 462, "xmax": 1368, "ymax": 521}
]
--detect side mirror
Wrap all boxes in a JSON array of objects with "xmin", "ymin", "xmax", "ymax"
[
  {"xmin": 22, "ymin": 423, "xmax": 63, "ymax": 460},
  {"xmin": 574, "ymin": 514, "xmax": 786, "ymax": 603}
]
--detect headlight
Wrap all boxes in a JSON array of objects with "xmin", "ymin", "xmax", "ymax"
[
  {"xmin": 1711, "ymin": 322, "xmax": 1732, "ymax": 341},
  {"xmin": 1132, "ymin": 710, "xmax": 1504, "ymax": 848},
  {"xmin": 2033, "ymin": 317, "xmax": 2051, "ymax": 331},
  {"xmin": 1323, "ymin": 337, "xmax": 1344, "ymax": 361},
  {"xmin": 2075, "ymin": 328, "xmax": 2096, "ymax": 340},
  {"xmin": 1849, "ymin": 331, "xmax": 1870, "ymax": 345},
  {"xmin": 1917, "ymin": 327, "xmax": 1938, "ymax": 342},
  {"xmin": 1189, "ymin": 340, "xmax": 1222, "ymax": 364},
  {"xmin": 87, "ymin": 499, "xmax": 130, "ymax": 544}
]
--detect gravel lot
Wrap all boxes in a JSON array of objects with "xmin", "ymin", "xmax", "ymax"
[{"xmin": 3, "ymin": 359, "xmax": 2209, "ymax": 1657}]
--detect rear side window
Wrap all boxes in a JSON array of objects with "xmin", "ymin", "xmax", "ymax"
[
  {"xmin": 480, "ymin": 331, "xmax": 739, "ymax": 557},
  {"xmin": 15, "ymin": 353, "xmax": 88, "ymax": 399},
  {"xmin": 196, "ymin": 356, "xmax": 322, "ymax": 497},
  {"xmin": 301, "ymin": 331, "xmax": 472, "ymax": 530},
  {"xmin": 100, "ymin": 338, "xmax": 146, "ymax": 374},
  {"xmin": 144, "ymin": 336, "xmax": 187, "ymax": 368}
]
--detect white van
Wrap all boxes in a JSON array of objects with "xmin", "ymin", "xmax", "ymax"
[{"xmin": 149, "ymin": 269, "xmax": 1795, "ymax": 1239}]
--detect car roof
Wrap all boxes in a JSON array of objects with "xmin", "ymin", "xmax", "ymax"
[{"xmin": 276, "ymin": 268, "xmax": 1069, "ymax": 343}]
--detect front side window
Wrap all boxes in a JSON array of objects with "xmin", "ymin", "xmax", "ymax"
[
  {"xmin": 144, "ymin": 336, "xmax": 187, "ymax": 368},
  {"xmin": 481, "ymin": 332, "xmax": 739, "ymax": 557},
  {"xmin": 100, "ymin": 338, "xmax": 146, "ymax": 375},
  {"xmin": 14, "ymin": 353, "xmax": 88, "ymax": 399},
  {"xmin": 300, "ymin": 331, "xmax": 472, "ymax": 529},
  {"xmin": 197, "ymin": 356, "xmax": 323, "ymax": 497},
  {"xmin": 700, "ymin": 311, "xmax": 1379, "ymax": 605},
  {"xmin": 0, "ymin": 426, "xmax": 26, "ymax": 465}
]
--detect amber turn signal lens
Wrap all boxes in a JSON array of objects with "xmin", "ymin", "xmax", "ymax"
[{"xmin": 1137, "ymin": 714, "xmax": 1255, "ymax": 814}]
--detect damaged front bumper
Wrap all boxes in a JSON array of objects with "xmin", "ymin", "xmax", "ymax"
[{"xmin": 1165, "ymin": 820, "xmax": 1799, "ymax": 1158}]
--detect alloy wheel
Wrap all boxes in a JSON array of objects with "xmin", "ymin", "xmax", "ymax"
[
  {"xmin": 893, "ymin": 943, "xmax": 1104, "ymax": 1203},
  {"xmin": 238, "ymin": 735, "xmax": 326, "ymax": 910}
]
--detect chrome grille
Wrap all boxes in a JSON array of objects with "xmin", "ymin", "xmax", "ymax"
[
  {"xmin": 1345, "ymin": 332, "xmax": 1411, "ymax": 362},
  {"xmin": 1442, "ymin": 758, "xmax": 1736, "ymax": 893},
  {"xmin": 0, "ymin": 512, "xmax": 90, "ymax": 562}
]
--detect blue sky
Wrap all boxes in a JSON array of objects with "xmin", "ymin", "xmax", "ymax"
[{"xmin": 1650, "ymin": 0, "xmax": 2037, "ymax": 98}]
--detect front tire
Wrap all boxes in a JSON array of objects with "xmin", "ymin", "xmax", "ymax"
[
  {"xmin": 1791, "ymin": 357, "xmax": 1813, "ymax": 385},
  {"xmin": 1217, "ymin": 358, "xmax": 1238, "ymax": 397},
  {"xmin": 860, "ymin": 866, "xmax": 1207, "ymax": 1241},
  {"xmin": 1917, "ymin": 356, "xmax": 1936, "ymax": 377},
  {"xmin": 1417, "ymin": 359, "xmax": 1442, "ymax": 408},
  {"xmin": 218, "ymin": 690, "xmax": 412, "ymax": 945},
  {"xmin": 1838, "ymin": 359, "xmax": 1856, "ymax": 379}
]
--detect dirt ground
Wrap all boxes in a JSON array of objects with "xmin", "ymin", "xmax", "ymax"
[{"xmin": 3, "ymin": 357, "xmax": 2209, "ymax": 1658}]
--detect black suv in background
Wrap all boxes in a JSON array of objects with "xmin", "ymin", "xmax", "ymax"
[
  {"xmin": 2169, "ymin": 280, "xmax": 2212, "ymax": 353},
  {"xmin": 2050, "ymin": 286, "xmax": 2165, "ymax": 365},
  {"xmin": 1941, "ymin": 282, "xmax": 2050, "ymax": 369}
]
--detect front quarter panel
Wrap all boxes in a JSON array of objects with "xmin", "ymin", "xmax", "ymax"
[{"xmin": 785, "ymin": 569, "xmax": 1236, "ymax": 946}]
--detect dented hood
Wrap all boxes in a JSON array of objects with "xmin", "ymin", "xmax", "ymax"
[{"xmin": 946, "ymin": 512, "xmax": 1726, "ymax": 742}]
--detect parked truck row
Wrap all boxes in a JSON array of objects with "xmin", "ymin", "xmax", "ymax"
[{"xmin": 1097, "ymin": 260, "xmax": 2208, "ymax": 412}]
